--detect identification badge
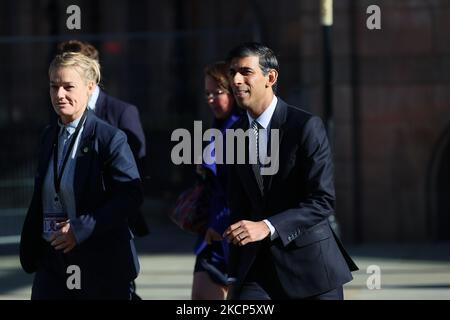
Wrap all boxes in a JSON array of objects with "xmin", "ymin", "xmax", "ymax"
[{"xmin": 43, "ymin": 212, "xmax": 67, "ymax": 233}]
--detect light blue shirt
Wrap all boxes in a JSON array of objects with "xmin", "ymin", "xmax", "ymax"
[
  {"xmin": 87, "ymin": 86, "xmax": 100, "ymax": 111},
  {"xmin": 42, "ymin": 113, "xmax": 96, "ymax": 243},
  {"xmin": 246, "ymin": 96, "xmax": 279, "ymax": 241}
]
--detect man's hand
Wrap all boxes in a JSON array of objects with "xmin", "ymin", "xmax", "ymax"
[
  {"xmin": 204, "ymin": 227, "xmax": 223, "ymax": 244},
  {"xmin": 223, "ymin": 220, "xmax": 270, "ymax": 246},
  {"xmin": 50, "ymin": 220, "xmax": 77, "ymax": 253}
]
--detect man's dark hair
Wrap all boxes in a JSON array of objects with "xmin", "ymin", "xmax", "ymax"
[
  {"xmin": 226, "ymin": 42, "xmax": 279, "ymax": 75},
  {"xmin": 56, "ymin": 40, "xmax": 99, "ymax": 61},
  {"xmin": 226, "ymin": 42, "xmax": 279, "ymax": 92}
]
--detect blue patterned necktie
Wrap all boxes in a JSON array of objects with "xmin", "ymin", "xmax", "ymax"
[
  {"xmin": 251, "ymin": 120, "xmax": 260, "ymax": 166},
  {"xmin": 251, "ymin": 120, "xmax": 264, "ymax": 194}
]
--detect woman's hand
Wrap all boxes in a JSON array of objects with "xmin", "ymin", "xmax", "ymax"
[
  {"xmin": 50, "ymin": 220, "xmax": 77, "ymax": 253},
  {"xmin": 204, "ymin": 227, "xmax": 223, "ymax": 244}
]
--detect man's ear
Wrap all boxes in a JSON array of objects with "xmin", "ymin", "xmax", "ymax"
[{"xmin": 266, "ymin": 69, "xmax": 278, "ymax": 88}]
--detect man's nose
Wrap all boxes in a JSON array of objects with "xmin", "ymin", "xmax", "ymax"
[{"xmin": 232, "ymin": 73, "xmax": 243, "ymax": 86}]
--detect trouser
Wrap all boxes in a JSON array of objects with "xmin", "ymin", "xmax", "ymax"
[
  {"xmin": 31, "ymin": 245, "xmax": 132, "ymax": 300},
  {"xmin": 232, "ymin": 281, "xmax": 343, "ymax": 300},
  {"xmin": 230, "ymin": 245, "xmax": 344, "ymax": 300}
]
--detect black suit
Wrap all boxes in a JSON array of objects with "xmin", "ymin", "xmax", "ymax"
[
  {"xmin": 94, "ymin": 89, "xmax": 149, "ymax": 237},
  {"xmin": 227, "ymin": 98, "xmax": 358, "ymax": 299}
]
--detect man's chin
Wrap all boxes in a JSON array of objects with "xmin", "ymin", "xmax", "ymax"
[{"xmin": 235, "ymin": 100, "xmax": 249, "ymax": 110}]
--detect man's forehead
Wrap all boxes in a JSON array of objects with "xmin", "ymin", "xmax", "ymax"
[{"xmin": 230, "ymin": 55, "xmax": 260, "ymax": 68}]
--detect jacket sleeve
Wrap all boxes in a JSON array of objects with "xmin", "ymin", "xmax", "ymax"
[
  {"xmin": 19, "ymin": 126, "xmax": 52, "ymax": 273},
  {"xmin": 268, "ymin": 116, "xmax": 336, "ymax": 247},
  {"xmin": 89, "ymin": 130, "xmax": 143, "ymax": 239},
  {"xmin": 20, "ymin": 186, "xmax": 47, "ymax": 273}
]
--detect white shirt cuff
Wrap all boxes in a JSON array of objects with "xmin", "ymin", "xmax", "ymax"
[{"xmin": 263, "ymin": 219, "xmax": 278, "ymax": 240}]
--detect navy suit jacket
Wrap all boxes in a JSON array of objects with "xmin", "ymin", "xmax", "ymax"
[
  {"xmin": 227, "ymin": 99, "xmax": 358, "ymax": 299},
  {"xmin": 94, "ymin": 89, "xmax": 148, "ymax": 236},
  {"xmin": 20, "ymin": 111, "xmax": 143, "ymax": 284},
  {"xmin": 94, "ymin": 89, "xmax": 146, "ymax": 173}
]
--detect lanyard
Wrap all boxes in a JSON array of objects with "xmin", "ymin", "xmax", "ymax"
[{"xmin": 53, "ymin": 109, "xmax": 88, "ymax": 195}]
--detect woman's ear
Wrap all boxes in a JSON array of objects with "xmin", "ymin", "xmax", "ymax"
[{"xmin": 87, "ymin": 80, "xmax": 96, "ymax": 96}]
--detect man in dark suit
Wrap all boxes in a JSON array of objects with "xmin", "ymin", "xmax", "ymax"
[
  {"xmin": 56, "ymin": 40, "xmax": 149, "ymax": 237},
  {"xmin": 223, "ymin": 43, "xmax": 358, "ymax": 300}
]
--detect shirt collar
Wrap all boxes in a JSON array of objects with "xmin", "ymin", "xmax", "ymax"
[
  {"xmin": 247, "ymin": 95, "xmax": 278, "ymax": 129},
  {"xmin": 87, "ymin": 85, "xmax": 100, "ymax": 111},
  {"xmin": 58, "ymin": 113, "xmax": 84, "ymax": 136}
]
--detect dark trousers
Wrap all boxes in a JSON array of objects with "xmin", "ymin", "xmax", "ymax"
[
  {"xmin": 232, "ymin": 282, "xmax": 344, "ymax": 300},
  {"xmin": 31, "ymin": 269, "xmax": 132, "ymax": 300},
  {"xmin": 31, "ymin": 246, "xmax": 131, "ymax": 300},
  {"xmin": 231, "ymin": 246, "xmax": 344, "ymax": 300}
]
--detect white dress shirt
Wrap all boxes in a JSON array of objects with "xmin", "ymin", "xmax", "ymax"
[{"xmin": 246, "ymin": 96, "xmax": 279, "ymax": 240}]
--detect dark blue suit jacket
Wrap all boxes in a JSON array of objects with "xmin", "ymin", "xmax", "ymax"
[
  {"xmin": 94, "ymin": 89, "xmax": 148, "ymax": 236},
  {"xmin": 20, "ymin": 111, "xmax": 143, "ymax": 285},
  {"xmin": 227, "ymin": 99, "xmax": 358, "ymax": 299},
  {"xmin": 94, "ymin": 90, "xmax": 146, "ymax": 171}
]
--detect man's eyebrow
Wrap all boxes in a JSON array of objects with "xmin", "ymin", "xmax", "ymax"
[{"xmin": 229, "ymin": 66, "xmax": 253, "ymax": 72}]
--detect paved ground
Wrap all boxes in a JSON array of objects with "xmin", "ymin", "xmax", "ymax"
[{"xmin": 1, "ymin": 225, "xmax": 450, "ymax": 300}]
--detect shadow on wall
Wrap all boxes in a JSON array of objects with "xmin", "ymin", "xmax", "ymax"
[{"xmin": 428, "ymin": 124, "xmax": 450, "ymax": 241}]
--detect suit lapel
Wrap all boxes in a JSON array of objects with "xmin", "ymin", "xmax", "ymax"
[
  {"xmin": 264, "ymin": 99, "xmax": 287, "ymax": 193},
  {"xmin": 37, "ymin": 124, "xmax": 58, "ymax": 185},
  {"xmin": 235, "ymin": 100, "xmax": 289, "ymax": 205},
  {"xmin": 73, "ymin": 110, "xmax": 97, "ymax": 214},
  {"xmin": 234, "ymin": 117, "xmax": 264, "ymax": 204}
]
